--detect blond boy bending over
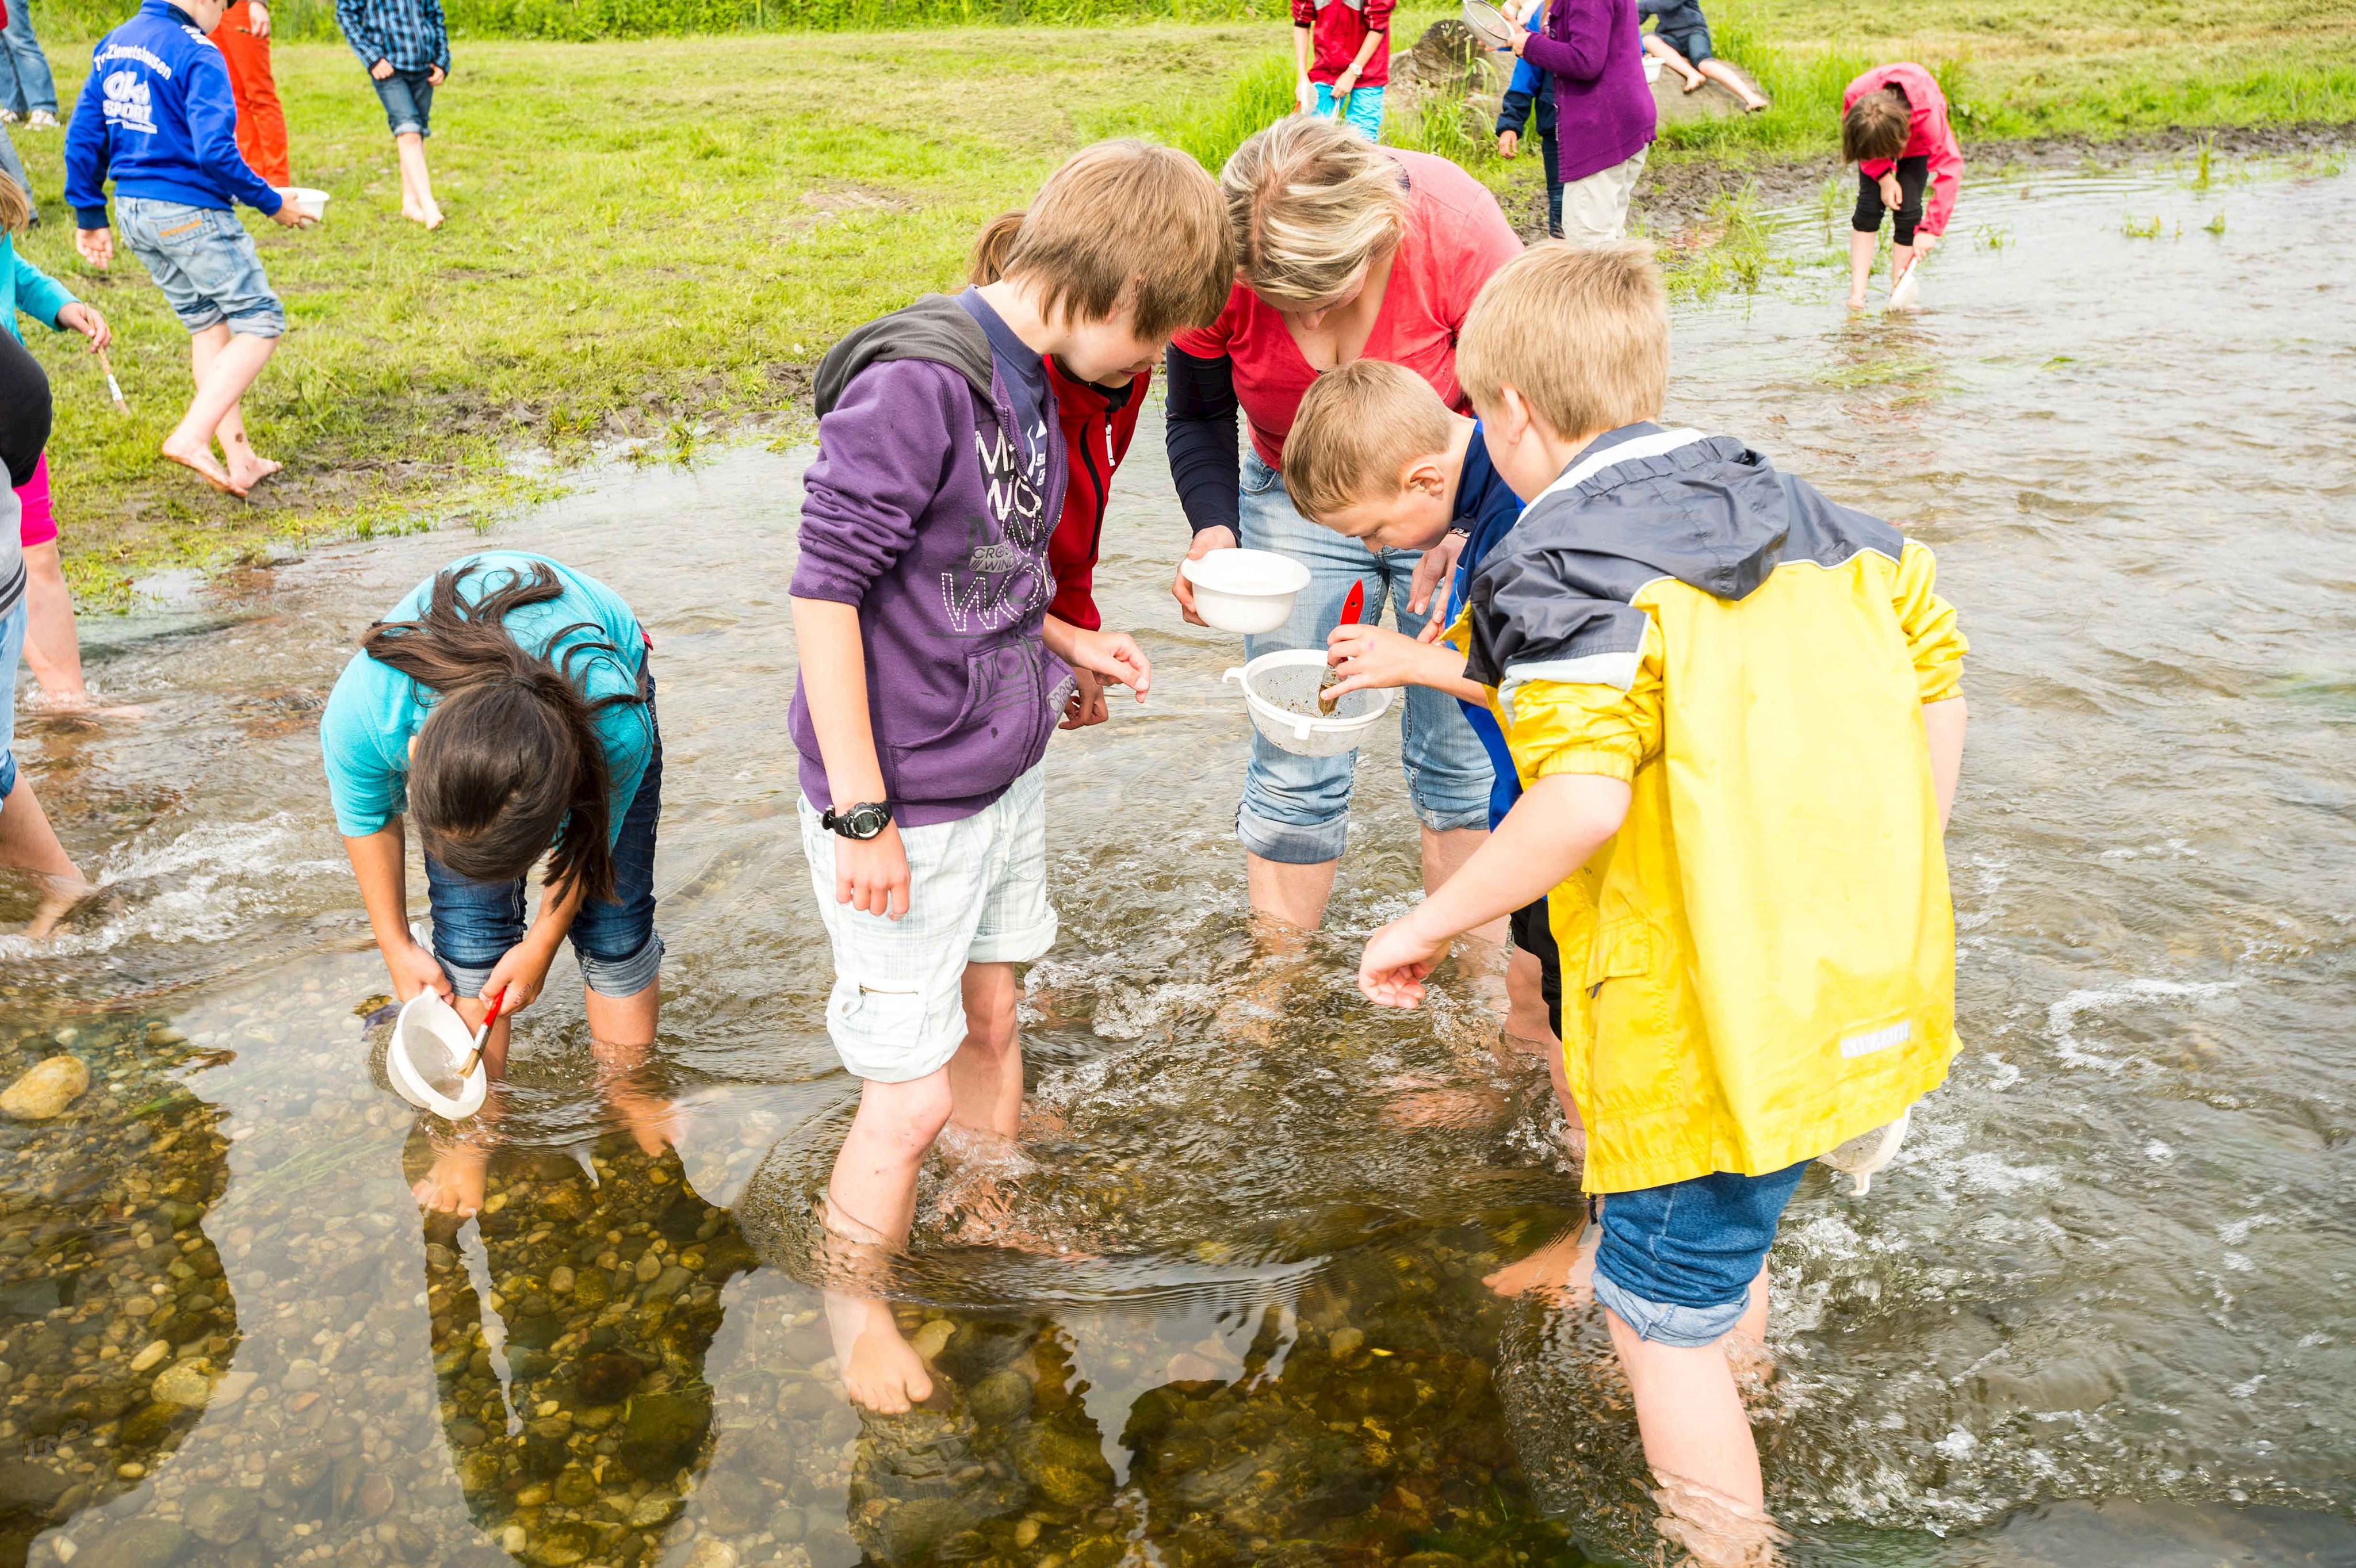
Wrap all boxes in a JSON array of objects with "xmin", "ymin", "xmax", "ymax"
[{"xmin": 1355, "ymin": 242, "xmax": 1968, "ymax": 1556}]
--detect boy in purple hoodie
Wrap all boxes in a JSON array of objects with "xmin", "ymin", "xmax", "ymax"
[{"xmin": 790, "ymin": 140, "xmax": 1234, "ymax": 1413}]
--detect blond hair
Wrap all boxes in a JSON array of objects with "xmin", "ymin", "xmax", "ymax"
[
  {"xmin": 992, "ymin": 141, "xmax": 1234, "ymax": 340},
  {"xmin": 1221, "ymin": 116, "xmax": 1409, "ymax": 308},
  {"xmin": 0, "ymin": 174, "xmax": 28, "ymax": 235},
  {"xmin": 1284, "ymin": 360, "xmax": 1458, "ymax": 523},
  {"xmin": 1842, "ymin": 88, "xmax": 1910, "ymax": 163},
  {"xmin": 1458, "ymin": 242, "xmax": 1668, "ymax": 438}
]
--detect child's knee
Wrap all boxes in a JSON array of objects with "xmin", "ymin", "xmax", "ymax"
[
  {"xmin": 960, "ymin": 978, "xmax": 1021, "ymax": 1055},
  {"xmin": 861, "ymin": 1073, "xmax": 957, "ymax": 1153}
]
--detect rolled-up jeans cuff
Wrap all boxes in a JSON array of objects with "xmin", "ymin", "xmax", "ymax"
[
  {"xmin": 1412, "ymin": 800, "xmax": 1491, "ymax": 834},
  {"xmin": 1236, "ymin": 802, "xmax": 1350, "ymax": 866},
  {"xmin": 579, "ymin": 931, "xmax": 664, "ymax": 999},
  {"xmin": 1592, "ymin": 1269, "xmax": 1751, "ymax": 1348}
]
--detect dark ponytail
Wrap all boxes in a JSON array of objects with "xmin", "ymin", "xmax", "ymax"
[
  {"xmin": 360, "ymin": 561, "xmax": 643, "ymax": 901},
  {"xmin": 967, "ymin": 210, "xmax": 1027, "ymax": 287}
]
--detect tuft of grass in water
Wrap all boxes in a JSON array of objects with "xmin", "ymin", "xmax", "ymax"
[
  {"xmin": 2204, "ymin": 211, "xmax": 2228, "ymax": 235},
  {"xmin": 1975, "ymin": 223, "xmax": 2014, "ymax": 250},
  {"xmin": 2121, "ymin": 213, "xmax": 2168, "ymax": 239},
  {"xmin": 2192, "ymin": 135, "xmax": 2216, "ymax": 190},
  {"xmin": 1659, "ymin": 185, "xmax": 1774, "ymax": 301}
]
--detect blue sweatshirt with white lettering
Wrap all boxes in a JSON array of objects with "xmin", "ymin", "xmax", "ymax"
[{"xmin": 63, "ymin": 0, "xmax": 283, "ymax": 230}]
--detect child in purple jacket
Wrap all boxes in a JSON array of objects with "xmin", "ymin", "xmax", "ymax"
[
  {"xmin": 1507, "ymin": 0, "xmax": 1655, "ymax": 243},
  {"xmin": 787, "ymin": 140, "xmax": 1233, "ymax": 1414}
]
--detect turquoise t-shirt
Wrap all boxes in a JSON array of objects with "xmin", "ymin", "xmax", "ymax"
[{"xmin": 320, "ymin": 552, "xmax": 652, "ymax": 844}]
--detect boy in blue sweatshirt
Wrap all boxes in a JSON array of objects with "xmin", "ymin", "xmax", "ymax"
[
  {"xmin": 64, "ymin": 0, "xmax": 311, "ymax": 496},
  {"xmin": 1495, "ymin": 45, "xmax": 1562, "ymax": 240}
]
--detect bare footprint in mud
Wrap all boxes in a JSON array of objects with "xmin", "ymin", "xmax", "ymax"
[{"xmin": 1484, "ymin": 1222, "xmax": 1596, "ymax": 1303}]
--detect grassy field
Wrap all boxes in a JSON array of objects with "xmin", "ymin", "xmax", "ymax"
[{"xmin": 6, "ymin": 0, "xmax": 2351, "ymax": 601}]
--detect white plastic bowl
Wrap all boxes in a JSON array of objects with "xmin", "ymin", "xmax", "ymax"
[
  {"xmin": 274, "ymin": 186, "xmax": 330, "ymax": 221},
  {"xmin": 386, "ymin": 989, "xmax": 488, "ymax": 1120},
  {"xmin": 1183, "ymin": 549, "xmax": 1312, "ymax": 635},
  {"xmin": 1888, "ymin": 261, "xmax": 1922, "ymax": 311},
  {"xmin": 1642, "ymin": 55, "xmax": 1664, "ymax": 83},
  {"xmin": 1223, "ymin": 649, "xmax": 1395, "ymax": 757}
]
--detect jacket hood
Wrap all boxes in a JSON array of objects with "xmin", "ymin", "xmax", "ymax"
[
  {"xmin": 813, "ymin": 294, "xmax": 994, "ymax": 419},
  {"xmin": 1512, "ymin": 425, "xmax": 1791, "ymax": 604}
]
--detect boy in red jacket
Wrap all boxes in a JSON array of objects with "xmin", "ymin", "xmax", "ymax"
[{"xmin": 1841, "ymin": 62, "xmax": 1964, "ymax": 309}]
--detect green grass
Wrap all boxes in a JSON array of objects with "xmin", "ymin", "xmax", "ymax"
[{"xmin": 40, "ymin": 0, "xmax": 1282, "ymax": 40}]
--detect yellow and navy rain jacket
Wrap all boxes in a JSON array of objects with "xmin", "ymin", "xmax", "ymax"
[{"xmin": 1460, "ymin": 424, "xmax": 1969, "ymax": 1194}]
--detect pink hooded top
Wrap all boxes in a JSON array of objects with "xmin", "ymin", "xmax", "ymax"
[{"xmin": 1844, "ymin": 62, "xmax": 1964, "ymax": 238}]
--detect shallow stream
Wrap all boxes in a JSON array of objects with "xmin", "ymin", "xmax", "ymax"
[{"xmin": 1, "ymin": 159, "xmax": 2352, "ymax": 1568}]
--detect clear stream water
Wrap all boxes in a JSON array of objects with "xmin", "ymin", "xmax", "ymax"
[{"xmin": 1, "ymin": 160, "xmax": 2352, "ymax": 1568}]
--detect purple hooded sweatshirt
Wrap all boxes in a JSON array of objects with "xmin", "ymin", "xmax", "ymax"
[
  {"xmin": 790, "ymin": 293, "xmax": 1073, "ymax": 827},
  {"xmin": 1520, "ymin": 0, "xmax": 1655, "ymax": 184}
]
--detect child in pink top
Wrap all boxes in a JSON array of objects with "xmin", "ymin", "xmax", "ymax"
[
  {"xmin": 1841, "ymin": 62, "xmax": 1964, "ymax": 308},
  {"xmin": 1291, "ymin": 0, "xmax": 1395, "ymax": 139}
]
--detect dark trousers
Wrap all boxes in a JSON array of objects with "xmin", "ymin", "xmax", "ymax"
[{"xmin": 1853, "ymin": 154, "xmax": 1930, "ymax": 246}]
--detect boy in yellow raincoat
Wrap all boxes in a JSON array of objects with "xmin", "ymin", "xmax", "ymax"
[{"xmin": 1353, "ymin": 242, "xmax": 1969, "ymax": 1544}]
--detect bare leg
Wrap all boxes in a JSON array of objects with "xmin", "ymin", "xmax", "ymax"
[
  {"xmin": 1846, "ymin": 229, "xmax": 1876, "ymax": 309},
  {"xmin": 946, "ymin": 962, "xmax": 1022, "ymax": 1140},
  {"xmin": 1245, "ymin": 851, "xmax": 1339, "ymax": 929},
  {"xmin": 165, "ymin": 326, "xmax": 278, "ymax": 493},
  {"xmin": 823, "ymin": 1068, "xmax": 954, "ymax": 1412},
  {"xmin": 395, "ymin": 132, "xmax": 443, "ymax": 229},
  {"xmin": 586, "ymin": 978, "xmax": 671, "ymax": 1154},
  {"xmin": 1644, "ymin": 35, "xmax": 1706, "ymax": 91},
  {"xmin": 0, "ymin": 773, "xmax": 90, "ymax": 939},
  {"xmin": 1607, "ymin": 1310, "xmax": 1783, "ymax": 1565},
  {"xmin": 1697, "ymin": 58, "xmax": 1769, "ymax": 110},
  {"xmin": 18, "ymin": 542, "xmax": 87, "ymax": 706}
]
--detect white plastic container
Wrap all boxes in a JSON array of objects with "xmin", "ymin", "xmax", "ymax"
[
  {"xmin": 1888, "ymin": 260, "xmax": 1922, "ymax": 311},
  {"xmin": 1820, "ymin": 1108, "xmax": 1910, "ymax": 1195},
  {"xmin": 385, "ymin": 989, "xmax": 488, "ymax": 1121},
  {"xmin": 274, "ymin": 186, "xmax": 330, "ymax": 221},
  {"xmin": 1183, "ymin": 549, "xmax": 1312, "ymax": 635},
  {"xmin": 1642, "ymin": 54, "xmax": 1664, "ymax": 83},
  {"xmin": 1223, "ymin": 649, "xmax": 1394, "ymax": 757}
]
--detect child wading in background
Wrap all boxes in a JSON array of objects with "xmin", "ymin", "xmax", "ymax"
[
  {"xmin": 1356, "ymin": 243, "xmax": 1968, "ymax": 1557},
  {"xmin": 5, "ymin": 171, "xmax": 117, "ymax": 713},
  {"xmin": 970, "ymin": 211, "xmax": 1149, "ymax": 732},
  {"xmin": 336, "ymin": 0, "xmax": 449, "ymax": 227},
  {"xmin": 1842, "ymin": 61, "xmax": 1963, "ymax": 309},
  {"xmin": 211, "ymin": 0, "xmax": 292, "ymax": 186},
  {"xmin": 63, "ymin": 0, "xmax": 313, "ymax": 496},
  {"xmin": 1292, "ymin": 0, "xmax": 1393, "ymax": 141},
  {"xmin": 1638, "ymin": 0, "xmax": 1766, "ymax": 112},
  {"xmin": 790, "ymin": 141, "xmax": 1230, "ymax": 1413},
  {"xmin": 1495, "ymin": 17, "xmax": 1561, "ymax": 240}
]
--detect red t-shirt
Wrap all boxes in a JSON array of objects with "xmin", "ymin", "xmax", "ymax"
[
  {"xmin": 1291, "ymin": 0, "xmax": 1397, "ymax": 88},
  {"xmin": 1173, "ymin": 150, "xmax": 1523, "ymax": 471}
]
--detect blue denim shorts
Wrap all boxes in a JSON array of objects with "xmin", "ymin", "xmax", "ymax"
[
  {"xmin": 1592, "ymin": 1161, "xmax": 1811, "ymax": 1348},
  {"xmin": 116, "ymin": 198, "xmax": 285, "ymax": 338},
  {"xmin": 1653, "ymin": 20, "xmax": 1712, "ymax": 61},
  {"xmin": 0, "ymin": 598, "xmax": 24, "ymax": 805},
  {"xmin": 426, "ymin": 676, "xmax": 663, "ymax": 1001},
  {"xmin": 372, "ymin": 69, "xmax": 435, "ymax": 138},
  {"xmin": 1235, "ymin": 449, "xmax": 1494, "ymax": 865}
]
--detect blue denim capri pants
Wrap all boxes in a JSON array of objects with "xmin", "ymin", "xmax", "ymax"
[{"xmin": 1236, "ymin": 449, "xmax": 1494, "ymax": 865}]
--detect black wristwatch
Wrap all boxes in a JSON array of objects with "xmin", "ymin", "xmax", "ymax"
[{"xmin": 821, "ymin": 800, "xmax": 893, "ymax": 840}]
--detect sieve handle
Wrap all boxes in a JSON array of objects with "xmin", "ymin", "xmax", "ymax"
[{"xmin": 1222, "ymin": 668, "xmax": 1244, "ymax": 684}]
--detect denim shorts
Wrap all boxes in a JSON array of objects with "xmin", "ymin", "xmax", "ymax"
[
  {"xmin": 372, "ymin": 68, "xmax": 435, "ymax": 137},
  {"xmin": 797, "ymin": 762, "xmax": 1057, "ymax": 1084},
  {"xmin": 425, "ymin": 676, "xmax": 664, "ymax": 1001},
  {"xmin": 1592, "ymin": 1160, "xmax": 1811, "ymax": 1348},
  {"xmin": 1312, "ymin": 81, "xmax": 1384, "ymax": 140},
  {"xmin": 116, "ymin": 197, "xmax": 285, "ymax": 338},
  {"xmin": 1653, "ymin": 19, "xmax": 1712, "ymax": 62},
  {"xmin": 0, "ymin": 597, "xmax": 24, "ymax": 805},
  {"xmin": 1236, "ymin": 449, "xmax": 1494, "ymax": 865}
]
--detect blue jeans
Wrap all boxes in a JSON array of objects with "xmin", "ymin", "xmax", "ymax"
[
  {"xmin": 1313, "ymin": 81, "xmax": 1384, "ymax": 140},
  {"xmin": 1237, "ymin": 449, "xmax": 1493, "ymax": 865},
  {"xmin": 116, "ymin": 198, "xmax": 285, "ymax": 338},
  {"xmin": 426, "ymin": 679, "xmax": 663, "ymax": 1001},
  {"xmin": 372, "ymin": 69, "xmax": 435, "ymax": 137},
  {"xmin": 0, "ymin": 125, "xmax": 28, "ymax": 221},
  {"xmin": 1592, "ymin": 1161, "xmax": 1812, "ymax": 1348},
  {"xmin": 0, "ymin": 599, "xmax": 24, "ymax": 805},
  {"xmin": 0, "ymin": 0, "xmax": 58, "ymax": 118}
]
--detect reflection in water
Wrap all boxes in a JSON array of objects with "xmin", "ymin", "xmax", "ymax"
[{"xmin": 0, "ymin": 160, "xmax": 2350, "ymax": 1567}]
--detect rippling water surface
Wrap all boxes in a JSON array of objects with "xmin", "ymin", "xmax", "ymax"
[{"xmin": 1, "ymin": 160, "xmax": 2351, "ymax": 1568}]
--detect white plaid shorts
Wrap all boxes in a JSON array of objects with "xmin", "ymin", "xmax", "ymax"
[{"xmin": 797, "ymin": 763, "xmax": 1058, "ymax": 1083}]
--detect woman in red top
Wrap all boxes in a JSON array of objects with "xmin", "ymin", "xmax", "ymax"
[{"xmin": 1165, "ymin": 115, "xmax": 1521, "ymax": 931}]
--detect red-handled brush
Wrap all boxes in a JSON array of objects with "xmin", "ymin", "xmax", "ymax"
[
  {"xmin": 1319, "ymin": 582, "xmax": 1367, "ymax": 714},
  {"xmin": 452, "ymin": 988, "xmax": 509, "ymax": 1083}
]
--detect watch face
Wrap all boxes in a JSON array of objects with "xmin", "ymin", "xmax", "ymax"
[{"xmin": 837, "ymin": 804, "xmax": 888, "ymax": 839}]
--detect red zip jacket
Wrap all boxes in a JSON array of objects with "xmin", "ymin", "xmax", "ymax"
[
  {"xmin": 1844, "ymin": 63, "xmax": 1964, "ymax": 238},
  {"xmin": 1044, "ymin": 358, "xmax": 1145, "ymax": 632}
]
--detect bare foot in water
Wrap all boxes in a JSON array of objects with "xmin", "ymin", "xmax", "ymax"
[
  {"xmin": 1485, "ymin": 1220, "xmax": 1597, "ymax": 1303},
  {"xmin": 825, "ymin": 1293, "xmax": 934, "ymax": 1413},
  {"xmin": 160, "ymin": 439, "xmax": 247, "ymax": 496},
  {"xmin": 21, "ymin": 873, "xmax": 100, "ymax": 940},
  {"xmin": 412, "ymin": 1144, "xmax": 491, "ymax": 1217}
]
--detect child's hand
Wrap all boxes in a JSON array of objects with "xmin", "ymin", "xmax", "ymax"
[
  {"xmin": 1325, "ymin": 623, "xmax": 1456, "ymax": 698},
  {"xmin": 247, "ymin": 2, "xmax": 271, "ymax": 36},
  {"xmin": 74, "ymin": 228, "xmax": 112, "ymax": 271},
  {"xmin": 427, "ymin": 64, "xmax": 446, "ymax": 85},
  {"xmin": 837, "ymin": 823, "xmax": 911, "ymax": 920},
  {"xmin": 480, "ymin": 940, "xmax": 555, "ymax": 1018},
  {"xmin": 384, "ymin": 934, "xmax": 453, "ymax": 1005},
  {"xmin": 1877, "ymin": 171, "xmax": 1902, "ymax": 212},
  {"xmin": 1068, "ymin": 629, "xmax": 1152, "ymax": 701},
  {"xmin": 1060, "ymin": 668, "xmax": 1110, "ymax": 730},
  {"xmin": 1359, "ymin": 916, "xmax": 1447, "ymax": 1008},
  {"xmin": 1913, "ymin": 232, "xmax": 1938, "ymax": 256},
  {"xmin": 56, "ymin": 302, "xmax": 110, "ymax": 353},
  {"xmin": 370, "ymin": 57, "xmax": 395, "ymax": 79},
  {"xmin": 1406, "ymin": 529, "xmax": 1466, "ymax": 617},
  {"xmin": 1498, "ymin": 129, "xmax": 1519, "ymax": 159},
  {"xmin": 1295, "ymin": 74, "xmax": 1317, "ymax": 114},
  {"xmin": 270, "ymin": 205, "xmax": 315, "ymax": 228}
]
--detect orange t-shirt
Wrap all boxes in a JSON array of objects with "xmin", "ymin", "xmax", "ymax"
[{"xmin": 1173, "ymin": 149, "xmax": 1524, "ymax": 470}]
